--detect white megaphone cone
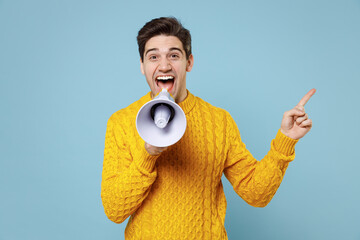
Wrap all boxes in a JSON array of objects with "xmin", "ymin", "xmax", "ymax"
[{"xmin": 136, "ymin": 89, "xmax": 187, "ymax": 147}]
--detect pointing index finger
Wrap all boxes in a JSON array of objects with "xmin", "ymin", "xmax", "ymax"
[{"xmin": 297, "ymin": 88, "xmax": 316, "ymax": 107}]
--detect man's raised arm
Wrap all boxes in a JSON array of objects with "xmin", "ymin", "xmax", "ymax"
[{"xmin": 224, "ymin": 89, "xmax": 316, "ymax": 207}]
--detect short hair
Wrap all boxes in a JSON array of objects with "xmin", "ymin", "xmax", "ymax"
[{"xmin": 137, "ymin": 17, "xmax": 192, "ymax": 61}]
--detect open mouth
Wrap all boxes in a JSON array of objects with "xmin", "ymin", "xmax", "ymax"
[{"xmin": 156, "ymin": 75, "xmax": 175, "ymax": 92}]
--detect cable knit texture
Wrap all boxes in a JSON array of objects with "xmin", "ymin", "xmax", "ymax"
[{"xmin": 101, "ymin": 90, "xmax": 298, "ymax": 240}]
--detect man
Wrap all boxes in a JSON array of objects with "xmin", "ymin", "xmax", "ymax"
[{"xmin": 101, "ymin": 17, "xmax": 315, "ymax": 239}]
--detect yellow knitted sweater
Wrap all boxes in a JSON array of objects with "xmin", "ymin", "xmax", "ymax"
[{"xmin": 101, "ymin": 90, "xmax": 298, "ymax": 239}]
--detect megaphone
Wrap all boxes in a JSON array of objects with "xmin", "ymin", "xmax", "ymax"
[{"xmin": 136, "ymin": 89, "xmax": 187, "ymax": 147}]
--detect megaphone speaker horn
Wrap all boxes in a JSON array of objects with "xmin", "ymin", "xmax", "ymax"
[
  {"xmin": 150, "ymin": 103, "xmax": 175, "ymax": 128},
  {"xmin": 136, "ymin": 89, "xmax": 187, "ymax": 147}
]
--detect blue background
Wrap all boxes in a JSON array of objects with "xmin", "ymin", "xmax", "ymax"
[{"xmin": 1, "ymin": 0, "xmax": 359, "ymax": 239}]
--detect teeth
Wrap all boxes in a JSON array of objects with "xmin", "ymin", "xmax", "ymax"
[{"xmin": 157, "ymin": 76, "xmax": 174, "ymax": 81}]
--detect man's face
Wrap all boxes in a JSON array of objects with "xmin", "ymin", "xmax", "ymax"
[{"xmin": 140, "ymin": 35, "xmax": 193, "ymax": 103}]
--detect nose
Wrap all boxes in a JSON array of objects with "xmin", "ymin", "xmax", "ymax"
[{"xmin": 158, "ymin": 58, "xmax": 171, "ymax": 72}]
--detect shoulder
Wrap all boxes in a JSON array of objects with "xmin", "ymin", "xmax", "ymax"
[
  {"xmin": 107, "ymin": 92, "xmax": 151, "ymax": 126},
  {"xmin": 194, "ymin": 95, "xmax": 239, "ymax": 132},
  {"xmin": 195, "ymin": 96, "xmax": 232, "ymax": 119}
]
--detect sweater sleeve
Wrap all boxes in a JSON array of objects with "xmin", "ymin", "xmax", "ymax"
[
  {"xmin": 223, "ymin": 112, "xmax": 298, "ymax": 207},
  {"xmin": 101, "ymin": 114, "xmax": 159, "ymax": 223}
]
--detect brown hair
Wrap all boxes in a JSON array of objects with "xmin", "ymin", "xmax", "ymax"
[{"xmin": 137, "ymin": 17, "xmax": 192, "ymax": 61}]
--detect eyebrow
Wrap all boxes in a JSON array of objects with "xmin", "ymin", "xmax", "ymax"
[
  {"xmin": 169, "ymin": 47, "xmax": 184, "ymax": 54},
  {"xmin": 145, "ymin": 48, "xmax": 158, "ymax": 56},
  {"xmin": 145, "ymin": 47, "xmax": 184, "ymax": 56}
]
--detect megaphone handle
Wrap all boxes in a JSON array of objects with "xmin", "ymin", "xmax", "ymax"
[{"xmin": 150, "ymin": 103, "xmax": 175, "ymax": 122}]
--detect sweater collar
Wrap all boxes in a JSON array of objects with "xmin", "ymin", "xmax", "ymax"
[
  {"xmin": 178, "ymin": 90, "xmax": 196, "ymax": 115},
  {"xmin": 145, "ymin": 89, "xmax": 196, "ymax": 115}
]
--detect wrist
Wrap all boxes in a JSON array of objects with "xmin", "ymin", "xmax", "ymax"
[
  {"xmin": 134, "ymin": 148, "xmax": 160, "ymax": 173},
  {"xmin": 274, "ymin": 129, "xmax": 299, "ymax": 156}
]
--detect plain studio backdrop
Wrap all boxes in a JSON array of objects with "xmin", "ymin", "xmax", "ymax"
[{"xmin": 1, "ymin": 0, "xmax": 359, "ymax": 239}]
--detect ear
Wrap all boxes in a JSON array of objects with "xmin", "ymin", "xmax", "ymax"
[
  {"xmin": 186, "ymin": 54, "xmax": 194, "ymax": 72},
  {"xmin": 140, "ymin": 59, "xmax": 145, "ymax": 75}
]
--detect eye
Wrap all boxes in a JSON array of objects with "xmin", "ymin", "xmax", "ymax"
[
  {"xmin": 170, "ymin": 53, "xmax": 180, "ymax": 59},
  {"xmin": 149, "ymin": 55, "xmax": 158, "ymax": 61}
]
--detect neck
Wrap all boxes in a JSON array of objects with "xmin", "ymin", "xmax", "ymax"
[{"xmin": 175, "ymin": 90, "xmax": 188, "ymax": 103}]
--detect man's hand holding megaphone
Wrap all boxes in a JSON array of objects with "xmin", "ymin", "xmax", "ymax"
[{"xmin": 145, "ymin": 142, "xmax": 168, "ymax": 156}]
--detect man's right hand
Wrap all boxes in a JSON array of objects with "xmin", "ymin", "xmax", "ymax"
[{"xmin": 145, "ymin": 142, "xmax": 168, "ymax": 156}]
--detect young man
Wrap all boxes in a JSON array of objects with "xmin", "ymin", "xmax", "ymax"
[{"xmin": 101, "ymin": 17, "xmax": 315, "ymax": 239}]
